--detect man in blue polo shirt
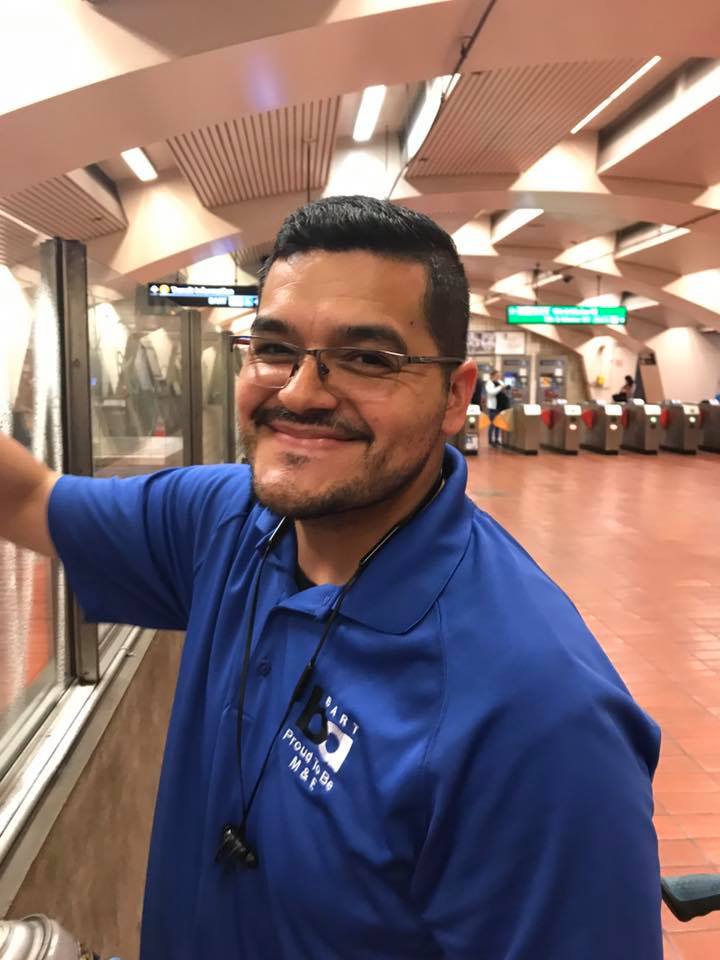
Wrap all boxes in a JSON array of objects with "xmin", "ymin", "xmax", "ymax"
[{"xmin": 0, "ymin": 196, "xmax": 661, "ymax": 957}]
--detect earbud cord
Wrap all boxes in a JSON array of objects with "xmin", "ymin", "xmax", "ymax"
[{"xmin": 233, "ymin": 468, "xmax": 446, "ymax": 850}]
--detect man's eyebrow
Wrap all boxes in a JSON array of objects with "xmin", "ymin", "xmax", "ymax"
[
  {"xmin": 333, "ymin": 325, "xmax": 408, "ymax": 354},
  {"xmin": 250, "ymin": 318, "xmax": 409, "ymax": 353},
  {"xmin": 251, "ymin": 316, "xmax": 294, "ymax": 336}
]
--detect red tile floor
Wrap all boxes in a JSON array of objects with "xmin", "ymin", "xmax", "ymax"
[{"xmin": 466, "ymin": 443, "xmax": 720, "ymax": 960}]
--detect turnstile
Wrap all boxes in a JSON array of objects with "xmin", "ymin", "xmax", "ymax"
[
  {"xmin": 540, "ymin": 402, "xmax": 581, "ymax": 454},
  {"xmin": 451, "ymin": 404, "xmax": 483, "ymax": 455},
  {"xmin": 660, "ymin": 401, "xmax": 701, "ymax": 454},
  {"xmin": 503, "ymin": 403, "xmax": 541, "ymax": 454},
  {"xmin": 580, "ymin": 402, "xmax": 623, "ymax": 454},
  {"xmin": 621, "ymin": 400, "xmax": 661, "ymax": 454},
  {"xmin": 700, "ymin": 399, "xmax": 720, "ymax": 452}
]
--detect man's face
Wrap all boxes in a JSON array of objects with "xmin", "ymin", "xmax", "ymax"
[{"xmin": 236, "ymin": 250, "xmax": 473, "ymax": 519}]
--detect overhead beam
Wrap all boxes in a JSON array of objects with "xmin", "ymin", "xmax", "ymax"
[{"xmin": 598, "ymin": 59, "xmax": 720, "ymax": 173}]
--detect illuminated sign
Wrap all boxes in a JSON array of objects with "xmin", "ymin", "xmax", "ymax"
[
  {"xmin": 506, "ymin": 304, "xmax": 627, "ymax": 325},
  {"xmin": 148, "ymin": 283, "xmax": 259, "ymax": 308}
]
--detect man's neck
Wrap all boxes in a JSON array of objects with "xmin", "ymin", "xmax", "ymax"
[{"xmin": 294, "ymin": 454, "xmax": 445, "ymax": 586}]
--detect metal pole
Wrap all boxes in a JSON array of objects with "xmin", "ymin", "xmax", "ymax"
[
  {"xmin": 180, "ymin": 309, "xmax": 203, "ymax": 465},
  {"xmin": 221, "ymin": 332, "xmax": 237, "ymax": 463},
  {"xmin": 45, "ymin": 238, "xmax": 99, "ymax": 684}
]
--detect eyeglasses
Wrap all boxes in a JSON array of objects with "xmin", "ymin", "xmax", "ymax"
[{"xmin": 232, "ymin": 335, "xmax": 464, "ymax": 396}]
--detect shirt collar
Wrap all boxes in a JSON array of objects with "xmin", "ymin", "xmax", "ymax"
[{"xmin": 250, "ymin": 444, "xmax": 474, "ymax": 633}]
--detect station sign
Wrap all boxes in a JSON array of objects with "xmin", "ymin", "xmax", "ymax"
[
  {"xmin": 506, "ymin": 304, "xmax": 627, "ymax": 325},
  {"xmin": 148, "ymin": 282, "xmax": 259, "ymax": 309}
]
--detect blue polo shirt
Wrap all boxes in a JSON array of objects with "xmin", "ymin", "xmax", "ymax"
[{"xmin": 48, "ymin": 445, "xmax": 662, "ymax": 959}]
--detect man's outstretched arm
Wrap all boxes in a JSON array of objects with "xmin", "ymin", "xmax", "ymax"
[{"xmin": 0, "ymin": 432, "xmax": 59, "ymax": 556}]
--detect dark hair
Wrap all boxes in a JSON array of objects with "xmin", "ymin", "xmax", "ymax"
[
  {"xmin": 625, "ymin": 375, "xmax": 634, "ymax": 384},
  {"xmin": 258, "ymin": 196, "xmax": 469, "ymax": 358}
]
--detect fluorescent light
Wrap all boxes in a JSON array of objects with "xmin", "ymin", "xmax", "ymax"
[
  {"xmin": 570, "ymin": 56, "xmax": 662, "ymax": 134},
  {"xmin": 624, "ymin": 294, "xmax": 659, "ymax": 310},
  {"xmin": 579, "ymin": 294, "xmax": 621, "ymax": 308},
  {"xmin": 535, "ymin": 271, "xmax": 564, "ymax": 288},
  {"xmin": 353, "ymin": 85, "xmax": 387, "ymax": 142},
  {"xmin": 406, "ymin": 74, "xmax": 459, "ymax": 160},
  {"xmin": 491, "ymin": 208, "xmax": 543, "ymax": 244},
  {"xmin": 443, "ymin": 73, "xmax": 461, "ymax": 98},
  {"xmin": 121, "ymin": 147, "xmax": 158, "ymax": 182},
  {"xmin": 615, "ymin": 224, "xmax": 690, "ymax": 259}
]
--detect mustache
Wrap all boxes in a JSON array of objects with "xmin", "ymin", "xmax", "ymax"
[{"xmin": 253, "ymin": 406, "xmax": 374, "ymax": 442}]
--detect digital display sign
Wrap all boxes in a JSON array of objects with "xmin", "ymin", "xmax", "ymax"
[
  {"xmin": 506, "ymin": 304, "xmax": 627, "ymax": 325},
  {"xmin": 148, "ymin": 283, "xmax": 259, "ymax": 309}
]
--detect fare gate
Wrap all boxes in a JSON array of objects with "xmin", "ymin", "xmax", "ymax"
[
  {"xmin": 540, "ymin": 403, "xmax": 581, "ymax": 454},
  {"xmin": 621, "ymin": 401, "xmax": 661, "ymax": 454},
  {"xmin": 580, "ymin": 402, "xmax": 623, "ymax": 454},
  {"xmin": 660, "ymin": 401, "xmax": 701, "ymax": 454},
  {"xmin": 501, "ymin": 404, "xmax": 541, "ymax": 455},
  {"xmin": 700, "ymin": 399, "xmax": 720, "ymax": 453}
]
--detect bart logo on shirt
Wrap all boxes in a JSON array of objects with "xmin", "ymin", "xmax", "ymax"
[{"xmin": 281, "ymin": 685, "xmax": 359, "ymax": 794}]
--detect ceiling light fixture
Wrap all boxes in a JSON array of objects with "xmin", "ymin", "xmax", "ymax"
[
  {"xmin": 579, "ymin": 293, "xmax": 621, "ymax": 308},
  {"xmin": 615, "ymin": 224, "xmax": 690, "ymax": 259},
  {"xmin": 121, "ymin": 147, "xmax": 158, "ymax": 182},
  {"xmin": 570, "ymin": 56, "xmax": 662, "ymax": 134},
  {"xmin": 623, "ymin": 294, "xmax": 659, "ymax": 310},
  {"xmin": 534, "ymin": 271, "xmax": 564, "ymax": 288},
  {"xmin": 406, "ymin": 74, "xmax": 460, "ymax": 160},
  {"xmin": 491, "ymin": 208, "xmax": 544, "ymax": 244},
  {"xmin": 352, "ymin": 85, "xmax": 387, "ymax": 142}
]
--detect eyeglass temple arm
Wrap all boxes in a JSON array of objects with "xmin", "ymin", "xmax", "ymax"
[{"xmin": 407, "ymin": 355, "xmax": 466, "ymax": 365}]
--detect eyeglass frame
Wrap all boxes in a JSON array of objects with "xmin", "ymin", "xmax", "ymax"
[{"xmin": 231, "ymin": 334, "xmax": 466, "ymax": 388}]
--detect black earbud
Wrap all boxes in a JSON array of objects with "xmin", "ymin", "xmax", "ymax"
[{"xmin": 215, "ymin": 824, "xmax": 259, "ymax": 871}]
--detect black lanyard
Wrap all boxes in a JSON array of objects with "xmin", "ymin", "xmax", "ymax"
[{"xmin": 216, "ymin": 472, "xmax": 444, "ymax": 871}]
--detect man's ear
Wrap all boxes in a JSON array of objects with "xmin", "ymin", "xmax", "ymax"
[{"xmin": 442, "ymin": 360, "xmax": 477, "ymax": 438}]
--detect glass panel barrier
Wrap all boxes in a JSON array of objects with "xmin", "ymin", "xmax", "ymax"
[
  {"xmin": 87, "ymin": 267, "xmax": 186, "ymax": 479},
  {"xmin": 86, "ymin": 263, "xmax": 189, "ymax": 646},
  {"xmin": 0, "ymin": 228, "xmax": 65, "ymax": 777}
]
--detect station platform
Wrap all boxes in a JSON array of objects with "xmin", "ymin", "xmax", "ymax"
[{"xmin": 466, "ymin": 447, "xmax": 720, "ymax": 959}]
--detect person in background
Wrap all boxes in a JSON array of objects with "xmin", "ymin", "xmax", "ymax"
[
  {"xmin": 470, "ymin": 368, "xmax": 484, "ymax": 408},
  {"xmin": 613, "ymin": 375, "xmax": 635, "ymax": 403},
  {"xmin": 485, "ymin": 370, "xmax": 506, "ymax": 446}
]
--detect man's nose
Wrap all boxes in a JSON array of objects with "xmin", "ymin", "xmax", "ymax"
[{"xmin": 277, "ymin": 354, "xmax": 338, "ymax": 412}]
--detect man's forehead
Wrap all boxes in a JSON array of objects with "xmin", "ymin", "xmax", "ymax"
[{"xmin": 262, "ymin": 250, "xmax": 427, "ymax": 309}]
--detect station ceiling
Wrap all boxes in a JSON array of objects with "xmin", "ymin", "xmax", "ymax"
[{"xmin": 1, "ymin": 0, "xmax": 720, "ymax": 349}]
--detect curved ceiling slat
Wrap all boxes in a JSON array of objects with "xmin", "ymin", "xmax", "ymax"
[
  {"xmin": 0, "ymin": 174, "xmax": 127, "ymax": 243},
  {"xmin": 406, "ymin": 59, "xmax": 646, "ymax": 179},
  {"xmin": 169, "ymin": 98, "xmax": 340, "ymax": 208}
]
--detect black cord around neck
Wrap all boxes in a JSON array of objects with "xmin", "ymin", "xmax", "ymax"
[{"xmin": 217, "ymin": 469, "xmax": 445, "ymax": 871}]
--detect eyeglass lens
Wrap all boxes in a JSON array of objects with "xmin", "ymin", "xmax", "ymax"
[{"xmin": 233, "ymin": 339, "xmax": 403, "ymax": 393}]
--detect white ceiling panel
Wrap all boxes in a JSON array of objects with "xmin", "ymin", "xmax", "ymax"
[
  {"xmin": 600, "ymin": 97, "xmax": 720, "ymax": 186},
  {"xmin": 169, "ymin": 98, "xmax": 341, "ymax": 208},
  {"xmin": 616, "ymin": 223, "xmax": 720, "ymax": 274},
  {"xmin": 494, "ymin": 211, "xmax": 635, "ymax": 250},
  {"xmin": 406, "ymin": 59, "xmax": 646, "ymax": 178}
]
